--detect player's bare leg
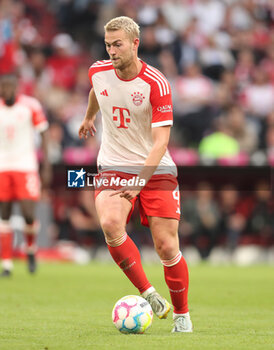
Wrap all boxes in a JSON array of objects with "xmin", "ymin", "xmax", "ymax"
[
  {"xmin": 96, "ymin": 190, "xmax": 151, "ymax": 291},
  {"xmin": 148, "ymin": 216, "xmax": 193, "ymax": 332},
  {"xmin": 19, "ymin": 200, "xmax": 38, "ymax": 274},
  {"xmin": 0, "ymin": 202, "xmax": 13, "ymax": 277},
  {"xmin": 96, "ymin": 190, "xmax": 166, "ymax": 311}
]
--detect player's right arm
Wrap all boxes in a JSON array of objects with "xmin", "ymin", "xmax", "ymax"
[{"xmin": 79, "ymin": 88, "xmax": 99, "ymax": 139}]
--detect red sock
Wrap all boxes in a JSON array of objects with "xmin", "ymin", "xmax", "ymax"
[
  {"xmin": 107, "ymin": 233, "xmax": 151, "ymax": 293},
  {"xmin": 0, "ymin": 221, "xmax": 13, "ymax": 261},
  {"xmin": 24, "ymin": 223, "xmax": 38, "ymax": 252},
  {"xmin": 162, "ymin": 252, "xmax": 189, "ymax": 314}
]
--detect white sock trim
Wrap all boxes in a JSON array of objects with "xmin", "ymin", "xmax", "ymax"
[
  {"xmin": 105, "ymin": 232, "xmax": 127, "ymax": 247},
  {"xmin": 173, "ymin": 312, "xmax": 190, "ymax": 319},
  {"xmin": 25, "ymin": 244, "xmax": 37, "ymax": 254},
  {"xmin": 24, "ymin": 222, "xmax": 39, "ymax": 235},
  {"xmin": 161, "ymin": 251, "xmax": 182, "ymax": 267},
  {"xmin": 2, "ymin": 259, "xmax": 13, "ymax": 270},
  {"xmin": 0, "ymin": 220, "xmax": 11, "ymax": 233},
  {"xmin": 141, "ymin": 286, "xmax": 156, "ymax": 298}
]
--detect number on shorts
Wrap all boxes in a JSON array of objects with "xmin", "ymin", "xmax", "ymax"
[
  {"xmin": 172, "ymin": 188, "xmax": 180, "ymax": 206},
  {"xmin": 172, "ymin": 187, "xmax": 181, "ymax": 214}
]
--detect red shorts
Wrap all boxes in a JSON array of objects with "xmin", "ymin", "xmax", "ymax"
[
  {"xmin": 95, "ymin": 171, "xmax": 180, "ymax": 227},
  {"xmin": 0, "ymin": 171, "xmax": 40, "ymax": 201}
]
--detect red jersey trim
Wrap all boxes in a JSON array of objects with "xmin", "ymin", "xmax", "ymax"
[
  {"xmin": 141, "ymin": 65, "xmax": 170, "ymax": 97},
  {"xmin": 35, "ymin": 120, "xmax": 49, "ymax": 132},
  {"xmin": 139, "ymin": 65, "xmax": 173, "ymax": 125},
  {"xmin": 114, "ymin": 60, "xmax": 147, "ymax": 82},
  {"xmin": 88, "ymin": 60, "xmax": 114, "ymax": 86}
]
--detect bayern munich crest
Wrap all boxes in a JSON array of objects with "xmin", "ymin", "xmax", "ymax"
[{"xmin": 131, "ymin": 92, "xmax": 145, "ymax": 106}]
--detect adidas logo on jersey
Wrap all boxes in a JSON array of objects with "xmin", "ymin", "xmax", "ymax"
[{"xmin": 100, "ymin": 89, "xmax": 108, "ymax": 96}]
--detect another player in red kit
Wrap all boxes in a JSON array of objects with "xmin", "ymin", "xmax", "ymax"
[
  {"xmin": 0, "ymin": 74, "xmax": 50, "ymax": 276},
  {"xmin": 79, "ymin": 17, "xmax": 193, "ymax": 333}
]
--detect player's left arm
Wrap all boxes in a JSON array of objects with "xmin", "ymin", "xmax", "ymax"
[
  {"xmin": 139, "ymin": 125, "xmax": 170, "ymax": 181},
  {"xmin": 40, "ymin": 129, "xmax": 52, "ymax": 188}
]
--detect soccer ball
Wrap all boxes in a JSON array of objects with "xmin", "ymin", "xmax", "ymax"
[{"xmin": 112, "ymin": 295, "xmax": 153, "ymax": 334}]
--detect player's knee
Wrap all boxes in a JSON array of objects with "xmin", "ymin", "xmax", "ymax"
[
  {"xmin": 154, "ymin": 240, "xmax": 177, "ymax": 260},
  {"xmin": 100, "ymin": 216, "xmax": 123, "ymax": 235}
]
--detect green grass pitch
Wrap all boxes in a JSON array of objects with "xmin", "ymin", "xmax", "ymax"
[{"xmin": 0, "ymin": 262, "xmax": 273, "ymax": 350}]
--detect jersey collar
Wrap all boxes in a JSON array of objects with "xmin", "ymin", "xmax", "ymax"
[{"xmin": 114, "ymin": 59, "xmax": 147, "ymax": 82}]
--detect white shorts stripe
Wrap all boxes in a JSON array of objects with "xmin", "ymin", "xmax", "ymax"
[
  {"xmin": 144, "ymin": 72, "xmax": 163, "ymax": 96},
  {"xmin": 147, "ymin": 66, "xmax": 170, "ymax": 95}
]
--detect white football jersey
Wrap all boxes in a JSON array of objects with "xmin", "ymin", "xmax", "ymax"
[
  {"xmin": 89, "ymin": 60, "xmax": 176, "ymax": 175},
  {"xmin": 0, "ymin": 94, "xmax": 48, "ymax": 172}
]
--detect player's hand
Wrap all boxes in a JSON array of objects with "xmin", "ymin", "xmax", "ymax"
[
  {"xmin": 110, "ymin": 188, "xmax": 141, "ymax": 201},
  {"xmin": 79, "ymin": 118, "xmax": 97, "ymax": 139}
]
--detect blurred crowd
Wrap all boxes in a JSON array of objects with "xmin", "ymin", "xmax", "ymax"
[
  {"xmin": 0, "ymin": 0, "xmax": 273, "ymax": 257},
  {"xmin": 1, "ymin": 0, "xmax": 274, "ymax": 163},
  {"xmin": 54, "ymin": 180, "xmax": 273, "ymax": 260}
]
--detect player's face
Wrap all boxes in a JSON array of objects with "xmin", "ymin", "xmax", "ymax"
[
  {"xmin": 0, "ymin": 77, "xmax": 17, "ymax": 106},
  {"xmin": 105, "ymin": 29, "xmax": 138, "ymax": 70}
]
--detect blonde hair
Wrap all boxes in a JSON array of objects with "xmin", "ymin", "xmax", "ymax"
[{"xmin": 104, "ymin": 16, "xmax": 140, "ymax": 41}]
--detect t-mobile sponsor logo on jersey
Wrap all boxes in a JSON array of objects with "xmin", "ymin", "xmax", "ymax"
[
  {"xmin": 112, "ymin": 106, "xmax": 131, "ymax": 129},
  {"xmin": 157, "ymin": 105, "xmax": 172, "ymax": 113}
]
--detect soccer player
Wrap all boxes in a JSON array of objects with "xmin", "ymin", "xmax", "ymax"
[
  {"xmin": 79, "ymin": 17, "xmax": 193, "ymax": 333},
  {"xmin": 0, "ymin": 74, "xmax": 50, "ymax": 276}
]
